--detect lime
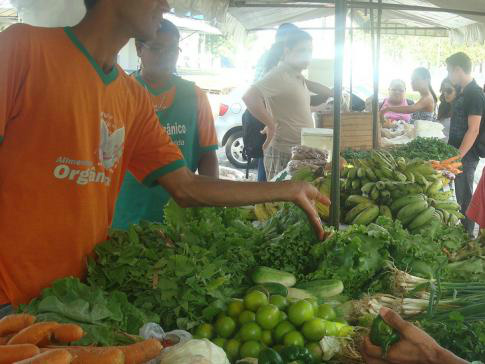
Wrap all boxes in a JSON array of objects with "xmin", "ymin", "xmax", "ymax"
[
  {"xmin": 283, "ymin": 330, "xmax": 305, "ymax": 347},
  {"xmin": 256, "ymin": 304, "xmax": 280, "ymax": 330},
  {"xmin": 322, "ymin": 320, "xmax": 339, "ymax": 336},
  {"xmin": 213, "ymin": 337, "xmax": 226, "ymax": 348},
  {"xmin": 227, "ymin": 299, "xmax": 245, "ymax": 319},
  {"xmin": 240, "ymin": 340, "xmax": 262, "ymax": 359},
  {"xmin": 288, "ymin": 300, "xmax": 315, "ymax": 326},
  {"xmin": 316, "ymin": 304, "xmax": 337, "ymax": 321},
  {"xmin": 194, "ymin": 323, "xmax": 214, "ymax": 339},
  {"xmin": 240, "ymin": 322, "xmax": 262, "ymax": 341},
  {"xmin": 261, "ymin": 330, "xmax": 273, "ymax": 346},
  {"xmin": 306, "ymin": 342, "xmax": 323, "ymax": 362},
  {"xmin": 302, "ymin": 318, "xmax": 326, "ymax": 341},
  {"xmin": 335, "ymin": 322, "xmax": 354, "ymax": 337},
  {"xmin": 270, "ymin": 295, "xmax": 288, "ymax": 310},
  {"xmin": 279, "ymin": 311, "xmax": 287, "ymax": 322},
  {"xmin": 244, "ymin": 290, "xmax": 269, "ymax": 312},
  {"xmin": 273, "ymin": 320, "xmax": 295, "ymax": 343},
  {"xmin": 225, "ymin": 339, "xmax": 241, "ymax": 362},
  {"xmin": 305, "ymin": 298, "xmax": 319, "ymax": 311},
  {"xmin": 239, "ymin": 310, "xmax": 256, "ymax": 325},
  {"xmin": 215, "ymin": 316, "xmax": 236, "ymax": 338}
]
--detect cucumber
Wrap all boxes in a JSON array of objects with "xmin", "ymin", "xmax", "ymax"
[
  {"xmin": 390, "ymin": 194, "xmax": 425, "ymax": 213},
  {"xmin": 407, "ymin": 207, "xmax": 436, "ymax": 230},
  {"xmin": 287, "ymin": 287, "xmax": 316, "ymax": 301},
  {"xmin": 248, "ymin": 283, "xmax": 289, "ymax": 297},
  {"xmin": 295, "ymin": 279, "xmax": 344, "ymax": 299},
  {"xmin": 397, "ymin": 200, "xmax": 429, "ymax": 226},
  {"xmin": 345, "ymin": 195, "xmax": 372, "ymax": 208},
  {"xmin": 251, "ymin": 266, "xmax": 296, "ymax": 287},
  {"xmin": 353, "ymin": 205, "xmax": 380, "ymax": 225}
]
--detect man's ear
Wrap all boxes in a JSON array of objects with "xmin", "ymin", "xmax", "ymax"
[{"xmin": 135, "ymin": 41, "xmax": 144, "ymax": 58}]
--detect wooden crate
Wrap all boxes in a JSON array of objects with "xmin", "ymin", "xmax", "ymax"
[{"xmin": 318, "ymin": 112, "xmax": 381, "ymax": 150}]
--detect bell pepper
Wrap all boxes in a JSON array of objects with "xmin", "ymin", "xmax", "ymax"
[
  {"xmin": 258, "ymin": 348, "xmax": 284, "ymax": 364},
  {"xmin": 280, "ymin": 346, "xmax": 314, "ymax": 364},
  {"xmin": 370, "ymin": 315, "xmax": 400, "ymax": 355}
]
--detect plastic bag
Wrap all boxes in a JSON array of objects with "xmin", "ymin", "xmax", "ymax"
[
  {"xmin": 415, "ymin": 120, "xmax": 445, "ymax": 139},
  {"xmin": 139, "ymin": 323, "xmax": 192, "ymax": 364},
  {"xmin": 159, "ymin": 339, "xmax": 230, "ymax": 364}
]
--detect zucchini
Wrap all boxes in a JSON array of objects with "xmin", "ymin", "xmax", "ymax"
[
  {"xmin": 247, "ymin": 283, "xmax": 288, "ymax": 297},
  {"xmin": 251, "ymin": 266, "xmax": 296, "ymax": 287},
  {"xmin": 295, "ymin": 279, "xmax": 344, "ymax": 299},
  {"xmin": 287, "ymin": 287, "xmax": 316, "ymax": 301}
]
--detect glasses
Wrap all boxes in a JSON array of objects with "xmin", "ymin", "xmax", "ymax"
[
  {"xmin": 389, "ymin": 88, "xmax": 405, "ymax": 93},
  {"xmin": 141, "ymin": 43, "xmax": 181, "ymax": 55}
]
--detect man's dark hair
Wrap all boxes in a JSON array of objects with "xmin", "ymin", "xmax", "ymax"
[
  {"xmin": 84, "ymin": 0, "xmax": 98, "ymax": 9},
  {"xmin": 136, "ymin": 19, "xmax": 180, "ymax": 44},
  {"xmin": 446, "ymin": 52, "xmax": 472, "ymax": 74},
  {"xmin": 159, "ymin": 19, "xmax": 180, "ymax": 41}
]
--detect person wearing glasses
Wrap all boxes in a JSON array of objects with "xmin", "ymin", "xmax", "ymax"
[
  {"xmin": 380, "ymin": 79, "xmax": 414, "ymax": 124},
  {"xmin": 437, "ymin": 78, "xmax": 460, "ymax": 142},
  {"xmin": 112, "ymin": 19, "xmax": 220, "ymax": 229}
]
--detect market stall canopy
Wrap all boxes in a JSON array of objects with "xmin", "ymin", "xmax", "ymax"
[{"xmin": 170, "ymin": 0, "xmax": 485, "ymax": 43}]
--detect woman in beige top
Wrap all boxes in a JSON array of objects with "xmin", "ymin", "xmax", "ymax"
[{"xmin": 243, "ymin": 30, "xmax": 332, "ymax": 180}]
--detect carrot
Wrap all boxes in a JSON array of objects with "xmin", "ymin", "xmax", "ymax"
[
  {"xmin": 13, "ymin": 349, "xmax": 72, "ymax": 364},
  {"xmin": 8, "ymin": 322, "xmax": 59, "ymax": 346},
  {"xmin": 0, "ymin": 314, "xmax": 36, "ymax": 337},
  {"xmin": 119, "ymin": 339, "xmax": 162, "ymax": 364},
  {"xmin": 43, "ymin": 339, "xmax": 162, "ymax": 364},
  {"xmin": 71, "ymin": 348, "xmax": 124, "ymax": 364},
  {"xmin": 0, "ymin": 344, "xmax": 40, "ymax": 364},
  {"xmin": 52, "ymin": 325, "xmax": 84, "ymax": 344},
  {"xmin": 444, "ymin": 162, "xmax": 462, "ymax": 168},
  {"xmin": 0, "ymin": 334, "xmax": 13, "ymax": 345},
  {"xmin": 441, "ymin": 155, "xmax": 460, "ymax": 164}
]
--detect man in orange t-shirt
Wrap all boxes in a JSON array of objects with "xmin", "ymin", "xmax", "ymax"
[{"xmin": 0, "ymin": 0, "xmax": 328, "ymax": 309}]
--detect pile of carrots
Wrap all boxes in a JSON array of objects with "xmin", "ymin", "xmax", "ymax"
[
  {"xmin": 0, "ymin": 314, "xmax": 162, "ymax": 364},
  {"xmin": 431, "ymin": 155, "xmax": 463, "ymax": 175}
]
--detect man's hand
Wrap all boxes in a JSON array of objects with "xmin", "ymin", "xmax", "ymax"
[
  {"xmin": 361, "ymin": 308, "xmax": 467, "ymax": 364},
  {"xmin": 288, "ymin": 181, "xmax": 330, "ymax": 240},
  {"xmin": 261, "ymin": 124, "xmax": 275, "ymax": 149},
  {"xmin": 159, "ymin": 169, "xmax": 330, "ymax": 240}
]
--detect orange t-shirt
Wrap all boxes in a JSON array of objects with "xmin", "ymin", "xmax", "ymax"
[{"xmin": 0, "ymin": 24, "xmax": 185, "ymax": 305}]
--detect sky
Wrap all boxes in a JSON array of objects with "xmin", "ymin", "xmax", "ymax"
[{"xmin": 0, "ymin": 0, "xmax": 11, "ymax": 7}]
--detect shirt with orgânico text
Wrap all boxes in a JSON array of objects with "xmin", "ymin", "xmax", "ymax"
[{"xmin": 0, "ymin": 24, "xmax": 185, "ymax": 305}]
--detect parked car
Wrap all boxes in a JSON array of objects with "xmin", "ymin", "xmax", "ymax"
[
  {"xmin": 216, "ymin": 83, "xmax": 372, "ymax": 168},
  {"xmin": 215, "ymin": 85, "xmax": 258, "ymax": 169}
]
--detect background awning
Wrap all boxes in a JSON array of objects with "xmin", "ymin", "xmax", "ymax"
[{"xmin": 169, "ymin": 0, "xmax": 485, "ymax": 43}]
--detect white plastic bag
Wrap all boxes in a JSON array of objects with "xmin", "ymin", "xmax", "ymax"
[
  {"xmin": 415, "ymin": 120, "xmax": 445, "ymax": 139},
  {"xmin": 159, "ymin": 339, "xmax": 230, "ymax": 364}
]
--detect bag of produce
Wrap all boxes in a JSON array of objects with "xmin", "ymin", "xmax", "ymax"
[
  {"xmin": 160, "ymin": 339, "xmax": 230, "ymax": 364},
  {"xmin": 291, "ymin": 145, "xmax": 328, "ymax": 161}
]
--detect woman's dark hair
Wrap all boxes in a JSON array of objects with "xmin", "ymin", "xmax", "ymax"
[
  {"xmin": 437, "ymin": 79, "xmax": 460, "ymax": 120},
  {"xmin": 84, "ymin": 0, "xmax": 98, "ymax": 9},
  {"xmin": 263, "ymin": 29, "xmax": 311, "ymax": 74},
  {"xmin": 414, "ymin": 67, "xmax": 438, "ymax": 104}
]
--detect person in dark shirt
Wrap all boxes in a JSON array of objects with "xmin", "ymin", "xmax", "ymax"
[{"xmin": 446, "ymin": 52, "xmax": 485, "ymax": 236}]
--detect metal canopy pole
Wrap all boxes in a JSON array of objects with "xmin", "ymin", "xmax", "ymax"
[
  {"xmin": 330, "ymin": 0, "xmax": 347, "ymax": 228},
  {"xmin": 370, "ymin": 0, "xmax": 382, "ymax": 149}
]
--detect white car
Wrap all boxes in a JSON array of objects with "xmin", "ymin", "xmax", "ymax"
[
  {"xmin": 215, "ymin": 85, "xmax": 257, "ymax": 169},
  {"xmin": 215, "ymin": 84, "xmax": 371, "ymax": 169}
]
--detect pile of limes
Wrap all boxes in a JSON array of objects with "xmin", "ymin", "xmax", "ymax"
[{"xmin": 193, "ymin": 290, "xmax": 353, "ymax": 363}]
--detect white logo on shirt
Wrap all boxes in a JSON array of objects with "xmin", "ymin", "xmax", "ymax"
[{"xmin": 99, "ymin": 116, "xmax": 125, "ymax": 169}]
